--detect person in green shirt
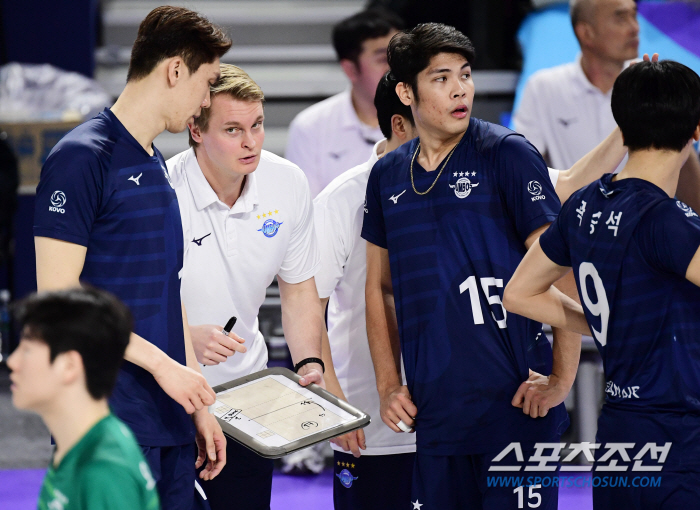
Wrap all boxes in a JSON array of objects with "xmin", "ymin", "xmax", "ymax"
[{"xmin": 7, "ymin": 287, "xmax": 160, "ymax": 510}]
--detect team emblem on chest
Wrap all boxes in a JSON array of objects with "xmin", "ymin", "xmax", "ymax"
[
  {"xmin": 258, "ymin": 218, "xmax": 283, "ymax": 238},
  {"xmin": 449, "ymin": 171, "xmax": 479, "ymax": 199}
]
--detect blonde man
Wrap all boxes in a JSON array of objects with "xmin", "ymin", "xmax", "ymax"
[{"xmin": 167, "ymin": 64, "xmax": 326, "ymax": 509}]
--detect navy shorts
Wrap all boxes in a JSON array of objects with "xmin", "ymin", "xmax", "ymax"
[
  {"xmin": 411, "ymin": 451, "xmax": 559, "ymax": 510},
  {"xmin": 197, "ymin": 437, "xmax": 274, "ymax": 510},
  {"xmin": 142, "ymin": 443, "xmax": 197, "ymax": 510},
  {"xmin": 593, "ymin": 407, "xmax": 700, "ymax": 509},
  {"xmin": 333, "ymin": 450, "xmax": 415, "ymax": 510}
]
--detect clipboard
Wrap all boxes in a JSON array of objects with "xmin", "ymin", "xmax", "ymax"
[{"xmin": 211, "ymin": 367, "xmax": 371, "ymax": 458}]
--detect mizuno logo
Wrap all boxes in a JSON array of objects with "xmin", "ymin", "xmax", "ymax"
[
  {"xmin": 192, "ymin": 233, "xmax": 211, "ymax": 246},
  {"xmin": 128, "ymin": 173, "xmax": 143, "ymax": 186},
  {"xmin": 389, "ymin": 190, "xmax": 406, "ymax": 204}
]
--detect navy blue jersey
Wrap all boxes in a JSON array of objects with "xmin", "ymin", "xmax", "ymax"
[
  {"xmin": 34, "ymin": 108, "xmax": 194, "ymax": 446},
  {"xmin": 540, "ymin": 174, "xmax": 700, "ymax": 417},
  {"xmin": 361, "ymin": 118, "xmax": 569, "ymax": 455}
]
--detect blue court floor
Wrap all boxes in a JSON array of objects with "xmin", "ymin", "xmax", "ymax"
[{"xmin": 0, "ymin": 468, "xmax": 593, "ymax": 510}]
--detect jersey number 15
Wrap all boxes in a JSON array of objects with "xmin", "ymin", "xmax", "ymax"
[{"xmin": 459, "ymin": 276, "xmax": 508, "ymax": 329}]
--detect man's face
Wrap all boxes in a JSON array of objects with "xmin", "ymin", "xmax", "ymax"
[
  {"xmin": 410, "ymin": 53, "xmax": 475, "ymax": 138},
  {"xmin": 352, "ymin": 31, "xmax": 398, "ymax": 103},
  {"xmin": 169, "ymin": 59, "xmax": 221, "ymax": 133},
  {"xmin": 7, "ymin": 335, "xmax": 61, "ymax": 412},
  {"xmin": 196, "ymin": 94, "xmax": 265, "ymax": 178},
  {"xmin": 588, "ymin": 0, "xmax": 639, "ymax": 62}
]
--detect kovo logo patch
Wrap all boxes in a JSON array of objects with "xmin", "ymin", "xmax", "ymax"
[
  {"xmin": 49, "ymin": 190, "xmax": 66, "ymax": 214},
  {"xmin": 528, "ymin": 180, "xmax": 545, "ymax": 202}
]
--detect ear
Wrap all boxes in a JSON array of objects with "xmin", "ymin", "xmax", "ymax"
[
  {"xmin": 339, "ymin": 59, "xmax": 360, "ymax": 84},
  {"xmin": 54, "ymin": 350, "xmax": 83, "ymax": 387},
  {"xmin": 575, "ymin": 22, "xmax": 595, "ymax": 49},
  {"xmin": 391, "ymin": 114, "xmax": 408, "ymax": 142},
  {"xmin": 395, "ymin": 82, "xmax": 413, "ymax": 107},
  {"xmin": 167, "ymin": 57, "xmax": 183, "ymax": 88},
  {"xmin": 188, "ymin": 121, "xmax": 203, "ymax": 144},
  {"xmin": 693, "ymin": 123, "xmax": 700, "ymax": 142}
]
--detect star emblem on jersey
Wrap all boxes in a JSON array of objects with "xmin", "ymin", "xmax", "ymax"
[
  {"xmin": 192, "ymin": 233, "xmax": 211, "ymax": 246},
  {"xmin": 388, "ymin": 190, "xmax": 406, "ymax": 204},
  {"xmin": 258, "ymin": 219, "xmax": 283, "ymax": 238},
  {"xmin": 128, "ymin": 172, "xmax": 143, "ymax": 186},
  {"xmin": 412, "ymin": 500, "xmax": 424, "ymax": 509},
  {"xmin": 449, "ymin": 177, "xmax": 479, "ymax": 199},
  {"xmin": 336, "ymin": 468, "xmax": 358, "ymax": 488}
]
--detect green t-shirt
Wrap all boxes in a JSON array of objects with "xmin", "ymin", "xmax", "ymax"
[{"xmin": 37, "ymin": 414, "xmax": 160, "ymax": 510}]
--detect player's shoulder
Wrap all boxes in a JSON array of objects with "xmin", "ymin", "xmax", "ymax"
[
  {"xmin": 468, "ymin": 118, "xmax": 530, "ymax": 159},
  {"xmin": 289, "ymin": 92, "xmax": 348, "ymax": 129},
  {"xmin": 47, "ymin": 113, "xmax": 116, "ymax": 165},
  {"xmin": 644, "ymin": 196, "xmax": 700, "ymax": 227}
]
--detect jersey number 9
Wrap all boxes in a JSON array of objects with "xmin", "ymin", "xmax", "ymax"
[{"xmin": 579, "ymin": 262, "xmax": 610, "ymax": 346}]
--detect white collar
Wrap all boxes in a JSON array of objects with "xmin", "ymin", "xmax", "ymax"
[
  {"xmin": 369, "ymin": 138, "xmax": 387, "ymax": 166},
  {"xmin": 184, "ymin": 147, "xmax": 259, "ymax": 214}
]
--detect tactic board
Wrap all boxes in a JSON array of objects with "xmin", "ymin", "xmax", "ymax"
[{"xmin": 212, "ymin": 367, "xmax": 370, "ymax": 458}]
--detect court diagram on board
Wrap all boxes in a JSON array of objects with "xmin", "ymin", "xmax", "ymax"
[{"xmin": 214, "ymin": 376, "xmax": 347, "ymax": 443}]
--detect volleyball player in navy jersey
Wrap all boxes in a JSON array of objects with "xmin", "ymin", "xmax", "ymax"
[
  {"xmin": 362, "ymin": 23, "xmax": 580, "ymax": 509},
  {"xmin": 33, "ymin": 7, "xmax": 231, "ymax": 509},
  {"xmin": 505, "ymin": 60, "xmax": 700, "ymax": 508}
]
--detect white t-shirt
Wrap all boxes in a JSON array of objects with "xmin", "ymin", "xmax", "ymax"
[
  {"xmin": 314, "ymin": 139, "xmax": 416, "ymax": 456},
  {"xmin": 285, "ymin": 90, "xmax": 383, "ymax": 198},
  {"xmin": 168, "ymin": 148, "xmax": 320, "ymax": 387},
  {"xmin": 514, "ymin": 55, "xmax": 625, "ymax": 172}
]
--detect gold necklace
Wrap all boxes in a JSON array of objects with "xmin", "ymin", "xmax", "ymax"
[{"xmin": 410, "ymin": 142, "xmax": 458, "ymax": 195}]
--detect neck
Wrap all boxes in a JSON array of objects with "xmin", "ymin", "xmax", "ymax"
[
  {"xmin": 415, "ymin": 126, "xmax": 466, "ymax": 171},
  {"xmin": 350, "ymin": 88, "xmax": 378, "ymax": 128},
  {"xmin": 110, "ymin": 80, "xmax": 168, "ymax": 155},
  {"xmin": 195, "ymin": 148, "xmax": 247, "ymax": 208},
  {"xmin": 614, "ymin": 146, "xmax": 692, "ymax": 197},
  {"xmin": 41, "ymin": 392, "xmax": 110, "ymax": 467},
  {"xmin": 580, "ymin": 51, "xmax": 625, "ymax": 94},
  {"xmin": 384, "ymin": 136, "xmax": 402, "ymax": 154}
]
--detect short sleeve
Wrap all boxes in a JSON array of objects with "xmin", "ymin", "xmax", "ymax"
[
  {"xmin": 80, "ymin": 463, "xmax": 159, "ymax": 510},
  {"xmin": 512, "ymin": 76, "xmax": 548, "ymax": 157},
  {"xmin": 277, "ymin": 171, "xmax": 321, "ymax": 284},
  {"xmin": 33, "ymin": 142, "xmax": 103, "ymax": 246},
  {"xmin": 539, "ymin": 197, "xmax": 576, "ymax": 268},
  {"xmin": 313, "ymin": 196, "xmax": 349, "ymax": 298},
  {"xmin": 360, "ymin": 161, "xmax": 387, "ymax": 249},
  {"xmin": 495, "ymin": 134, "xmax": 561, "ymax": 243},
  {"xmin": 636, "ymin": 200, "xmax": 700, "ymax": 277}
]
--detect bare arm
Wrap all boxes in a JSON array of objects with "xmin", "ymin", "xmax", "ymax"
[
  {"xmin": 35, "ymin": 236, "xmax": 215, "ymax": 414},
  {"xmin": 504, "ymin": 230, "xmax": 590, "ymax": 418},
  {"xmin": 686, "ymin": 245, "xmax": 700, "ymax": 288},
  {"xmin": 678, "ymin": 150, "xmax": 700, "ymax": 213},
  {"xmin": 319, "ymin": 297, "xmax": 367, "ymax": 456},
  {"xmin": 554, "ymin": 128, "xmax": 626, "ymax": 203},
  {"xmin": 366, "ymin": 242, "xmax": 416, "ymax": 433},
  {"xmin": 278, "ymin": 276, "xmax": 325, "ymax": 387}
]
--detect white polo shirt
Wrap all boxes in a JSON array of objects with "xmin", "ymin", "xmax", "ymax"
[
  {"xmin": 285, "ymin": 90, "xmax": 383, "ymax": 198},
  {"xmin": 314, "ymin": 139, "xmax": 416, "ymax": 456},
  {"xmin": 513, "ymin": 55, "xmax": 625, "ymax": 171},
  {"xmin": 168, "ymin": 148, "xmax": 320, "ymax": 387}
]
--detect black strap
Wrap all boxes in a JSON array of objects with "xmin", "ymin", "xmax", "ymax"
[{"xmin": 294, "ymin": 357, "xmax": 325, "ymax": 374}]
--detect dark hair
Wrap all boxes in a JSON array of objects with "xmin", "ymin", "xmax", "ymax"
[
  {"xmin": 14, "ymin": 287, "xmax": 133, "ymax": 400},
  {"xmin": 388, "ymin": 23, "xmax": 476, "ymax": 98},
  {"xmin": 332, "ymin": 9, "xmax": 404, "ymax": 63},
  {"xmin": 127, "ymin": 6, "xmax": 232, "ymax": 82},
  {"xmin": 375, "ymin": 71, "xmax": 414, "ymax": 140},
  {"xmin": 612, "ymin": 60, "xmax": 700, "ymax": 152}
]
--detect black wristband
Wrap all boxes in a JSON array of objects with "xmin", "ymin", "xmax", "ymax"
[{"xmin": 294, "ymin": 357, "xmax": 325, "ymax": 374}]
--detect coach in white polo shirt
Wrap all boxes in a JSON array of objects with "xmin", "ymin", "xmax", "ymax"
[
  {"xmin": 167, "ymin": 64, "xmax": 326, "ymax": 510},
  {"xmin": 513, "ymin": 0, "xmax": 639, "ymax": 170},
  {"xmin": 285, "ymin": 9, "xmax": 403, "ymax": 197},
  {"xmin": 314, "ymin": 73, "xmax": 417, "ymax": 510}
]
